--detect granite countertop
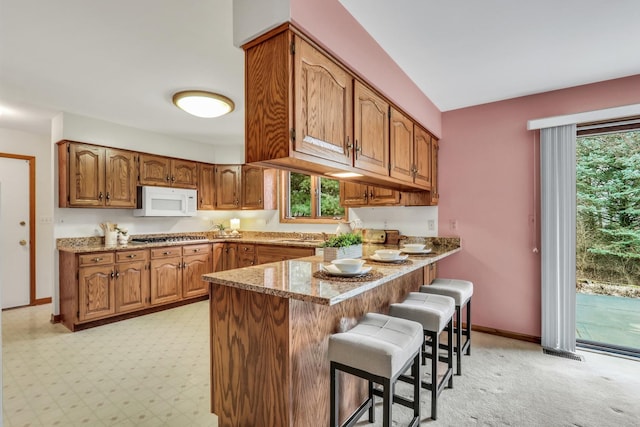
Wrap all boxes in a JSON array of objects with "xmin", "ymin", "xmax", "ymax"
[{"xmin": 202, "ymin": 245, "xmax": 461, "ymax": 306}]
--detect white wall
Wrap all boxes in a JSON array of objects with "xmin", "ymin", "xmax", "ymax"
[
  {"xmin": 233, "ymin": 0, "xmax": 290, "ymax": 46},
  {"xmin": 0, "ymin": 127, "xmax": 55, "ymax": 301}
]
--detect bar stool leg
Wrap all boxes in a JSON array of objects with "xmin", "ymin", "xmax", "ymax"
[
  {"xmin": 382, "ymin": 378, "xmax": 392, "ymax": 427},
  {"xmin": 430, "ymin": 330, "xmax": 438, "ymax": 420},
  {"xmin": 412, "ymin": 353, "xmax": 420, "ymax": 421},
  {"xmin": 465, "ymin": 300, "xmax": 472, "ymax": 356},
  {"xmin": 368, "ymin": 380, "xmax": 375, "ymax": 422},
  {"xmin": 330, "ymin": 362, "xmax": 339, "ymax": 427},
  {"xmin": 455, "ymin": 305, "xmax": 462, "ymax": 375},
  {"xmin": 447, "ymin": 318, "xmax": 454, "ymax": 389}
]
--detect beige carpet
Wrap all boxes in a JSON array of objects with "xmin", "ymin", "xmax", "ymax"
[{"xmin": 356, "ymin": 332, "xmax": 640, "ymax": 426}]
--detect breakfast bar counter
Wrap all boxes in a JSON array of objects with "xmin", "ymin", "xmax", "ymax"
[{"xmin": 202, "ymin": 243, "xmax": 460, "ymax": 427}]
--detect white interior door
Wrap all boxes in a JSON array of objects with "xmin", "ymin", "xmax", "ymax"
[{"xmin": 0, "ymin": 157, "xmax": 30, "ymax": 308}]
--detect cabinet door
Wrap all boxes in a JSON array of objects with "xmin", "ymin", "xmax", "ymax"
[
  {"xmin": 115, "ymin": 260, "xmax": 148, "ymax": 313},
  {"xmin": 224, "ymin": 243, "xmax": 238, "ymax": 271},
  {"xmin": 182, "ymin": 253, "xmax": 211, "ymax": 298},
  {"xmin": 198, "ymin": 163, "xmax": 216, "ymax": 210},
  {"xmin": 105, "ymin": 148, "xmax": 137, "ymax": 208},
  {"xmin": 216, "ymin": 165, "xmax": 241, "ymax": 209},
  {"xmin": 212, "ymin": 243, "xmax": 225, "ymax": 272},
  {"xmin": 423, "ymin": 262, "xmax": 438, "ymax": 285},
  {"xmin": 69, "ymin": 143, "xmax": 105, "ymax": 207},
  {"xmin": 430, "ymin": 138, "xmax": 439, "ymax": 205},
  {"xmin": 389, "ymin": 108, "xmax": 414, "ymax": 183},
  {"xmin": 172, "ymin": 159, "xmax": 198, "ymax": 189},
  {"xmin": 150, "ymin": 257, "xmax": 182, "ymax": 305},
  {"xmin": 294, "ymin": 37, "xmax": 352, "ymax": 165},
  {"xmin": 353, "ymin": 81, "xmax": 389, "ymax": 176},
  {"xmin": 340, "ymin": 182, "xmax": 368, "ymax": 206},
  {"xmin": 242, "ymin": 165, "xmax": 265, "ymax": 209},
  {"xmin": 368, "ymin": 186, "xmax": 400, "ymax": 206},
  {"xmin": 413, "ymin": 126, "xmax": 432, "ymax": 189},
  {"xmin": 78, "ymin": 265, "xmax": 115, "ymax": 321},
  {"xmin": 139, "ymin": 154, "xmax": 172, "ymax": 186}
]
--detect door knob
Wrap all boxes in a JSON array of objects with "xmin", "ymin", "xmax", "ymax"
[
  {"xmin": 20, "ymin": 221, "xmax": 26, "ymax": 226},
  {"xmin": 19, "ymin": 240, "xmax": 27, "ymax": 246}
]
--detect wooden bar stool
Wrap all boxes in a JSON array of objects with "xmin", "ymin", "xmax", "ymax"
[
  {"xmin": 329, "ymin": 312, "xmax": 423, "ymax": 427},
  {"xmin": 389, "ymin": 292, "xmax": 455, "ymax": 420},
  {"xmin": 421, "ymin": 278, "xmax": 474, "ymax": 375}
]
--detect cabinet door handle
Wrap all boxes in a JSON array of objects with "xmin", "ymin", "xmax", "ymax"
[
  {"xmin": 126, "ymin": 254, "xmax": 136, "ymax": 258},
  {"xmin": 166, "ymin": 175, "xmax": 171, "ymax": 182},
  {"xmin": 363, "ymin": 192, "xmax": 368, "ymax": 199},
  {"xmin": 192, "ymin": 249, "xmax": 200, "ymax": 252},
  {"xmin": 163, "ymin": 251, "xmax": 171, "ymax": 255},
  {"xmin": 244, "ymin": 247, "xmax": 249, "ymax": 251},
  {"xmin": 182, "ymin": 262, "xmax": 187, "ymax": 268},
  {"xmin": 171, "ymin": 176, "xmax": 176, "ymax": 182},
  {"xmin": 115, "ymin": 271, "xmax": 120, "ymax": 278},
  {"xmin": 93, "ymin": 257, "xmax": 103, "ymax": 262},
  {"xmin": 110, "ymin": 271, "xmax": 115, "ymax": 278},
  {"xmin": 98, "ymin": 192, "xmax": 104, "ymax": 201},
  {"xmin": 369, "ymin": 191, "xmax": 374, "ymax": 199},
  {"xmin": 258, "ymin": 198, "xmax": 262, "ymax": 204},
  {"xmin": 105, "ymin": 192, "xmax": 111, "ymax": 200}
]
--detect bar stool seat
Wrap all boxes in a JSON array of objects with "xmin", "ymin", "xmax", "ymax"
[
  {"xmin": 389, "ymin": 292, "xmax": 455, "ymax": 420},
  {"xmin": 329, "ymin": 312, "xmax": 423, "ymax": 427},
  {"xmin": 420, "ymin": 278, "xmax": 474, "ymax": 375}
]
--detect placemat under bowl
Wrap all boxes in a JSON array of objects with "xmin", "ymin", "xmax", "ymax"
[
  {"xmin": 365, "ymin": 258, "xmax": 413, "ymax": 266},
  {"xmin": 312, "ymin": 269, "xmax": 383, "ymax": 282}
]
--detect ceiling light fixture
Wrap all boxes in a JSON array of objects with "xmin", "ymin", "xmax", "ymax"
[{"xmin": 172, "ymin": 90, "xmax": 235, "ymax": 118}]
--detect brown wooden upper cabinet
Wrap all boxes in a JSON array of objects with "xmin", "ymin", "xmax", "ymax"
[
  {"xmin": 58, "ymin": 141, "xmax": 137, "ymax": 208},
  {"xmin": 215, "ymin": 164, "xmax": 242, "ymax": 209},
  {"xmin": 214, "ymin": 164, "xmax": 277, "ymax": 210},
  {"xmin": 430, "ymin": 138, "xmax": 439, "ymax": 205},
  {"xmin": 353, "ymin": 81, "xmax": 389, "ymax": 176},
  {"xmin": 243, "ymin": 24, "xmax": 439, "ymax": 193},
  {"xmin": 389, "ymin": 110, "xmax": 434, "ymax": 190},
  {"xmin": 294, "ymin": 37, "xmax": 353, "ymax": 165},
  {"xmin": 340, "ymin": 182, "xmax": 399, "ymax": 206},
  {"xmin": 139, "ymin": 153, "xmax": 197, "ymax": 189},
  {"xmin": 197, "ymin": 163, "xmax": 216, "ymax": 210}
]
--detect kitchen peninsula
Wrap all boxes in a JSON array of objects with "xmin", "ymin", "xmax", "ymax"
[{"xmin": 202, "ymin": 241, "xmax": 460, "ymax": 427}]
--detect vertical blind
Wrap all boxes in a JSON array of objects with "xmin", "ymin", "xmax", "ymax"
[{"xmin": 540, "ymin": 124, "xmax": 577, "ymax": 353}]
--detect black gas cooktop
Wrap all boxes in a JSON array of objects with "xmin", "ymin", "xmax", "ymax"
[{"xmin": 130, "ymin": 235, "xmax": 209, "ymax": 244}]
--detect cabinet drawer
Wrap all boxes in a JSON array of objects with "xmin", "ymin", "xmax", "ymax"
[
  {"xmin": 183, "ymin": 244, "xmax": 211, "ymax": 256},
  {"xmin": 116, "ymin": 250, "xmax": 149, "ymax": 263},
  {"xmin": 151, "ymin": 247, "xmax": 182, "ymax": 259},
  {"xmin": 238, "ymin": 244, "xmax": 255, "ymax": 253},
  {"xmin": 78, "ymin": 252, "xmax": 115, "ymax": 267}
]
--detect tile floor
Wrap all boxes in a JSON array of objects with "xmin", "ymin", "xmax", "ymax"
[{"xmin": 2, "ymin": 301, "xmax": 218, "ymax": 427}]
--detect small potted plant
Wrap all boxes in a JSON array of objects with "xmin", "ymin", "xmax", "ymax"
[{"xmin": 320, "ymin": 232, "xmax": 363, "ymax": 262}]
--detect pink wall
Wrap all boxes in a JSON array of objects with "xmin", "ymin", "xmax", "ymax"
[
  {"xmin": 439, "ymin": 74, "xmax": 640, "ymax": 338},
  {"xmin": 290, "ymin": 0, "xmax": 442, "ymax": 137}
]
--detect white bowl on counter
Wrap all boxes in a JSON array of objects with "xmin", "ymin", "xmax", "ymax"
[
  {"xmin": 330, "ymin": 258, "xmax": 366, "ymax": 273},
  {"xmin": 374, "ymin": 249, "xmax": 402, "ymax": 260},
  {"xmin": 402, "ymin": 243, "xmax": 426, "ymax": 252}
]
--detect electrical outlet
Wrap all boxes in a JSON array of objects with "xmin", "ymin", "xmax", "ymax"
[
  {"xmin": 383, "ymin": 220, "xmax": 388, "ymax": 229},
  {"xmin": 427, "ymin": 219, "xmax": 435, "ymax": 231},
  {"xmin": 449, "ymin": 220, "xmax": 457, "ymax": 231}
]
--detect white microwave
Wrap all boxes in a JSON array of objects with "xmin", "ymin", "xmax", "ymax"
[{"xmin": 134, "ymin": 186, "xmax": 197, "ymax": 217}]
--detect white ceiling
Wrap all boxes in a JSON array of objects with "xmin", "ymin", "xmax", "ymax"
[{"xmin": 1, "ymin": 0, "xmax": 639, "ymax": 145}]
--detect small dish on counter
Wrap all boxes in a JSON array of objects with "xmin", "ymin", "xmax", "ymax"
[
  {"xmin": 331, "ymin": 258, "xmax": 366, "ymax": 273},
  {"xmin": 374, "ymin": 249, "xmax": 402, "ymax": 260},
  {"xmin": 400, "ymin": 248, "xmax": 433, "ymax": 254},
  {"xmin": 369, "ymin": 253, "xmax": 409, "ymax": 263},
  {"xmin": 321, "ymin": 264, "xmax": 372, "ymax": 277},
  {"xmin": 402, "ymin": 243, "xmax": 426, "ymax": 251}
]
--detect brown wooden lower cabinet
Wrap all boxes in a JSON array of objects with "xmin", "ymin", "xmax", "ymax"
[
  {"xmin": 255, "ymin": 245, "xmax": 315, "ymax": 264},
  {"xmin": 59, "ymin": 244, "xmax": 211, "ymax": 331},
  {"xmin": 424, "ymin": 261, "xmax": 438, "ymax": 285}
]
